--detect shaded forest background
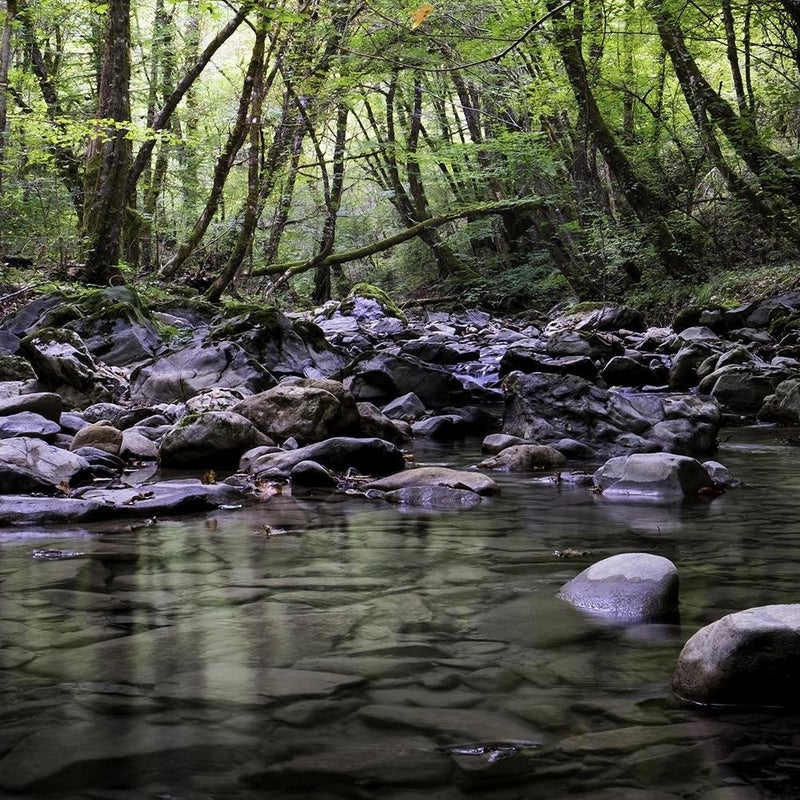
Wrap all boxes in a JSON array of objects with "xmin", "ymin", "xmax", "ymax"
[{"xmin": 2, "ymin": 0, "xmax": 800, "ymax": 315}]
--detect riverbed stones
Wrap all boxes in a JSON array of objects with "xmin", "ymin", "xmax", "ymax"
[
  {"xmin": 159, "ymin": 411, "xmax": 273, "ymax": 469},
  {"xmin": 558, "ymin": 553, "xmax": 679, "ymax": 622},
  {"xmin": 673, "ymin": 605, "xmax": 800, "ymax": 706},
  {"xmin": 759, "ymin": 377, "xmax": 800, "ymax": 423},
  {"xmin": 382, "ymin": 485, "xmax": 484, "ymax": 509},
  {"xmin": 593, "ymin": 453, "xmax": 714, "ymax": 499}
]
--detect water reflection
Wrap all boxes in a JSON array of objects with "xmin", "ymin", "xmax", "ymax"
[{"xmin": 0, "ymin": 428, "xmax": 798, "ymax": 797}]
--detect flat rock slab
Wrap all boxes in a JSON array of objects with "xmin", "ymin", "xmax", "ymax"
[
  {"xmin": 383, "ymin": 485, "xmax": 484, "ymax": 509},
  {"xmin": 0, "ymin": 495, "xmax": 106, "ymax": 525},
  {"xmin": 0, "ymin": 411, "xmax": 60, "ymax": 438},
  {"xmin": 367, "ymin": 466, "xmax": 499, "ymax": 496},
  {"xmin": 673, "ymin": 604, "xmax": 800, "ymax": 706},
  {"xmin": 558, "ymin": 553, "xmax": 679, "ymax": 622},
  {"xmin": 157, "ymin": 665, "xmax": 364, "ymax": 706},
  {"xmin": 0, "ymin": 720, "xmax": 253, "ymax": 792}
]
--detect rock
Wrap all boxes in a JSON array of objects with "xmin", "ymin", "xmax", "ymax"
[
  {"xmin": 558, "ymin": 553, "xmax": 679, "ymax": 621},
  {"xmin": 543, "ymin": 329, "xmax": 624, "ymax": 361},
  {"xmin": 400, "ymin": 339, "xmax": 480, "ymax": 364},
  {"xmin": 340, "ymin": 283, "xmax": 407, "ymax": 323},
  {"xmin": 69, "ymin": 421, "xmax": 123, "ymax": 456},
  {"xmin": 0, "ymin": 354, "xmax": 34, "ymax": 381},
  {"xmin": 130, "ymin": 341, "xmax": 275, "ymax": 404},
  {"xmin": 0, "ymin": 392, "xmax": 62, "ymax": 421},
  {"xmin": 366, "ymin": 466, "xmax": 498, "ymax": 496},
  {"xmin": 0, "ymin": 437, "xmax": 91, "ymax": 493},
  {"xmin": 499, "ymin": 346, "xmax": 599, "ymax": 380},
  {"xmin": 411, "ymin": 414, "xmax": 467, "ymax": 439},
  {"xmin": 184, "ymin": 386, "xmax": 251, "ymax": 414},
  {"xmin": 120, "ymin": 429, "xmax": 160, "ymax": 461},
  {"xmin": 19, "ymin": 328, "xmax": 125, "ymax": 406},
  {"xmin": 336, "ymin": 351, "xmax": 467, "ymax": 409},
  {"xmin": 759, "ymin": 377, "xmax": 800, "ymax": 423},
  {"xmin": 159, "ymin": 411, "xmax": 273, "ymax": 469},
  {"xmin": 0, "ymin": 495, "xmax": 106, "ymax": 525},
  {"xmin": 545, "ymin": 303, "xmax": 646, "ymax": 334},
  {"xmin": 705, "ymin": 366, "xmax": 783, "ymax": 415},
  {"xmin": 246, "ymin": 437, "xmax": 405, "ymax": 479},
  {"xmin": 232, "ymin": 378, "xmax": 360, "ymax": 445},
  {"xmin": 382, "ymin": 392, "xmax": 427, "ymax": 422},
  {"xmin": 601, "ymin": 355, "xmax": 664, "ymax": 387},
  {"xmin": 481, "ymin": 433, "xmax": 527, "ymax": 454},
  {"xmin": 383, "ymin": 486, "xmax": 484, "ymax": 509},
  {"xmin": 290, "ymin": 460, "xmax": 338, "ymax": 487},
  {"xmin": 356, "ymin": 402, "xmax": 409, "ymax": 446},
  {"xmin": 593, "ymin": 453, "xmax": 714, "ymax": 499},
  {"xmin": 0, "ymin": 412, "xmax": 60, "ymax": 439},
  {"xmin": 209, "ymin": 306, "xmax": 346, "ymax": 378},
  {"xmin": 81, "ymin": 402, "xmax": 129, "ymax": 427},
  {"xmin": 668, "ymin": 342, "xmax": 717, "ymax": 389},
  {"xmin": 478, "ymin": 444, "xmax": 567, "ymax": 472},
  {"xmin": 502, "ymin": 371, "xmax": 720, "ymax": 458},
  {"xmin": 673, "ymin": 605, "xmax": 800, "ymax": 706},
  {"xmin": 702, "ymin": 460, "xmax": 742, "ymax": 489}
]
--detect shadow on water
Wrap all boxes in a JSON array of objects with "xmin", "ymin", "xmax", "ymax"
[{"xmin": 0, "ymin": 427, "xmax": 798, "ymax": 798}]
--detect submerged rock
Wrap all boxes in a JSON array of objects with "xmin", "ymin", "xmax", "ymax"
[
  {"xmin": 366, "ymin": 466, "xmax": 498, "ymax": 496},
  {"xmin": 558, "ymin": 553, "xmax": 679, "ymax": 622},
  {"xmin": 382, "ymin": 485, "xmax": 484, "ymax": 509},
  {"xmin": 673, "ymin": 605, "xmax": 800, "ymax": 706}
]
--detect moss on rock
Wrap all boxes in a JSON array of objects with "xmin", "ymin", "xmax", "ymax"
[{"xmin": 342, "ymin": 283, "xmax": 407, "ymax": 323}]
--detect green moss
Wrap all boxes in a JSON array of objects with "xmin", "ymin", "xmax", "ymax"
[
  {"xmin": 176, "ymin": 413, "xmax": 200, "ymax": 430},
  {"xmin": 0, "ymin": 355, "xmax": 35, "ymax": 381},
  {"xmin": 343, "ymin": 283, "xmax": 407, "ymax": 322}
]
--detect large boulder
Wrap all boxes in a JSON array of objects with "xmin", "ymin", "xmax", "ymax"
[
  {"xmin": 702, "ymin": 365, "xmax": 784, "ymax": 415},
  {"xmin": 233, "ymin": 379, "xmax": 360, "ymax": 445},
  {"xmin": 19, "ymin": 328, "xmax": 126, "ymax": 407},
  {"xmin": 759, "ymin": 378, "xmax": 800, "ymax": 423},
  {"xmin": 69, "ymin": 421, "xmax": 123, "ymax": 456},
  {"xmin": 336, "ymin": 351, "xmax": 467, "ymax": 409},
  {"xmin": 0, "ymin": 392, "xmax": 61, "ymax": 421},
  {"xmin": 559, "ymin": 553, "xmax": 679, "ymax": 622},
  {"xmin": 0, "ymin": 437, "xmax": 91, "ymax": 493},
  {"xmin": 593, "ymin": 453, "xmax": 714, "ymax": 499},
  {"xmin": 159, "ymin": 411, "xmax": 273, "ymax": 469},
  {"xmin": 0, "ymin": 412, "xmax": 60, "ymax": 440},
  {"xmin": 245, "ymin": 437, "xmax": 405, "ymax": 479},
  {"xmin": 673, "ymin": 605, "xmax": 800, "ymax": 706},
  {"xmin": 130, "ymin": 341, "xmax": 275, "ymax": 404},
  {"xmin": 209, "ymin": 306, "xmax": 346, "ymax": 378},
  {"xmin": 544, "ymin": 303, "xmax": 646, "ymax": 334}
]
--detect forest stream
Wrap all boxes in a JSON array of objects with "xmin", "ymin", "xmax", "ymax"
[{"xmin": 0, "ymin": 425, "xmax": 797, "ymax": 799}]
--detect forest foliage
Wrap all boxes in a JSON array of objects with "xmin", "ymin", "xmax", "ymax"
[{"xmin": 1, "ymin": 0, "xmax": 800, "ymax": 312}]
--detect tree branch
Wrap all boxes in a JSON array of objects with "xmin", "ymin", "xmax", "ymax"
[{"xmin": 251, "ymin": 197, "xmax": 539, "ymax": 279}]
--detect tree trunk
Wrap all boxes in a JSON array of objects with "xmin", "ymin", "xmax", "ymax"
[
  {"xmin": 0, "ymin": 0, "xmax": 14, "ymax": 256},
  {"xmin": 160, "ymin": 27, "xmax": 268, "ymax": 279},
  {"xmin": 80, "ymin": 0, "xmax": 131, "ymax": 285}
]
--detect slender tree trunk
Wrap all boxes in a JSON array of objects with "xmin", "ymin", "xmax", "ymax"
[
  {"xmin": 647, "ymin": 0, "xmax": 800, "ymax": 206},
  {"xmin": 547, "ymin": 0, "xmax": 695, "ymax": 278},
  {"xmin": 0, "ymin": 0, "xmax": 14, "ymax": 257},
  {"xmin": 160, "ymin": 28, "xmax": 268, "ymax": 279},
  {"xmin": 80, "ymin": 0, "xmax": 131, "ymax": 285}
]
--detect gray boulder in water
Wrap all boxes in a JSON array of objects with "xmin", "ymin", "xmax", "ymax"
[
  {"xmin": 673, "ymin": 605, "xmax": 800, "ymax": 706},
  {"xmin": 559, "ymin": 553, "xmax": 679, "ymax": 622},
  {"xmin": 593, "ymin": 453, "xmax": 714, "ymax": 499}
]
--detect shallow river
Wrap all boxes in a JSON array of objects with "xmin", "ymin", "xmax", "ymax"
[{"xmin": 1, "ymin": 426, "xmax": 799, "ymax": 799}]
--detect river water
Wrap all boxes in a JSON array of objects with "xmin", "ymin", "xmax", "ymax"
[{"xmin": 0, "ymin": 426, "xmax": 799, "ymax": 799}]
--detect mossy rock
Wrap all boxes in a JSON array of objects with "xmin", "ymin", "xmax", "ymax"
[
  {"xmin": 218, "ymin": 303, "xmax": 284, "ymax": 331},
  {"xmin": 0, "ymin": 355, "xmax": 35, "ymax": 382},
  {"xmin": 37, "ymin": 286, "xmax": 154, "ymax": 331},
  {"xmin": 770, "ymin": 309, "xmax": 800, "ymax": 337},
  {"xmin": 342, "ymin": 283, "xmax": 407, "ymax": 323}
]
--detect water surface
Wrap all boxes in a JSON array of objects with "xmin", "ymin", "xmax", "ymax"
[{"xmin": 0, "ymin": 426, "xmax": 799, "ymax": 799}]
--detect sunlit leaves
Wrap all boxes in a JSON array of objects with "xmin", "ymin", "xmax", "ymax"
[{"xmin": 409, "ymin": 3, "xmax": 434, "ymax": 28}]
